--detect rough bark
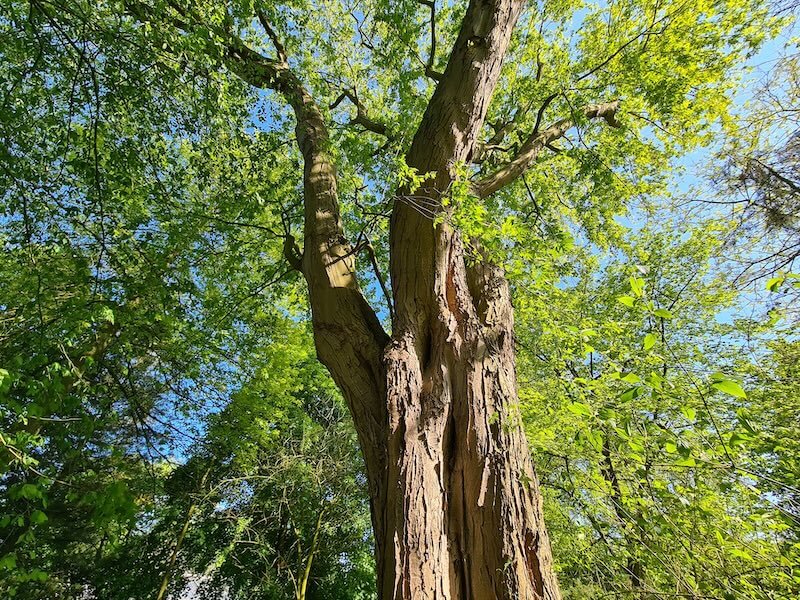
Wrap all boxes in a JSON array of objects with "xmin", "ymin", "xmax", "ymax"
[
  {"xmin": 380, "ymin": 0, "xmax": 562, "ymax": 597},
  {"xmin": 381, "ymin": 236, "xmax": 561, "ymax": 599}
]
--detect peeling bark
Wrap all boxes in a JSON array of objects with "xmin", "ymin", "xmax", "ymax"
[
  {"xmin": 378, "ymin": 0, "xmax": 562, "ymax": 596},
  {"xmin": 380, "ymin": 225, "xmax": 561, "ymax": 599}
]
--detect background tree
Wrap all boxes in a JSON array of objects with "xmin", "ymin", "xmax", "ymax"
[
  {"xmin": 164, "ymin": 328, "xmax": 376, "ymax": 600},
  {"xmin": 516, "ymin": 224, "xmax": 800, "ymax": 598},
  {"xmin": 706, "ymin": 33, "xmax": 800, "ymax": 289}
]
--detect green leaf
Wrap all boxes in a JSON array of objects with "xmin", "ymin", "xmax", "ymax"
[
  {"xmin": 617, "ymin": 295, "xmax": 636, "ymax": 307},
  {"xmin": 586, "ymin": 430, "xmax": 603, "ymax": 451},
  {"xmin": 730, "ymin": 548, "xmax": 753, "ymax": 561},
  {"xmin": 98, "ymin": 305, "xmax": 115, "ymax": 324},
  {"xmin": 766, "ymin": 276, "xmax": 784, "ymax": 292},
  {"xmin": 29, "ymin": 510, "xmax": 48, "ymax": 525},
  {"xmin": 18, "ymin": 484, "xmax": 42, "ymax": 500},
  {"xmin": 736, "ymin": 409, "xmax": 757, "ymax": 434},
  {"xmin": 622, "ymin": 372, "xmax": 641, "ymax": 384},
  {"xmin": 629, "ymin": 276, "xmax": 645, "ymax": 297},
  {"xmin": 653, "ymin": 308, "xmax": 673, "ymax": 320},
  {"xmin": 681, "ymin": 406, "xmax": 697, "ymax": 421},
  {"xmin": 26, "ymin": 569, "xmax": 48, "ymax": 582},
  {"xmin": 730, "ymin": 432, "xmax": 753, "ymax": 446},
  {"xmin": 598, "ymin": 407, "xmax": 617, "ymax": 421},
  {"xmin": 620, "ymin": 385, "xmax": 644, "ymax": 402},
  {"xmin": 711, "ymin": 379, "xmax": 747, "ymax": 399},
  {"xmin": 567, "ymin": 402, "xmax": 593, "ymax": 417},
  {"xmin": 646, "ymin": 372, "xmax": 664, "ymax": 390},
  {"xmin": 0, "ymin": 553, "xmax": 16, "ymax": 571},
  {"xmin": 643, "ymin": 333, "xmax": 656, "ymax": 351}
]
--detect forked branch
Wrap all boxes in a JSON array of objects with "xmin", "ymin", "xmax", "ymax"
[
  {"xmin": 330, "ymin": 89, "xmax": 394, "ymax": 139},
  {"xmin": 472, "ymin": 100, "xmax": 621, "ymax": 198}
]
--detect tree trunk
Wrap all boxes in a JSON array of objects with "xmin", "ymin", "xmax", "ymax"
[
  {"xmin": 378, "ymin": 227, "xmax": 561, "ymax": 599},
  {"xmin": 375, "ymin": 0, "xmax": 562, "ymax": 592}
]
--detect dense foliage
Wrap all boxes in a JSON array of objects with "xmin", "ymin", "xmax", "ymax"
[{"xmin": 1, "ymin": 0, "xmax": 798, "ymax": 598}]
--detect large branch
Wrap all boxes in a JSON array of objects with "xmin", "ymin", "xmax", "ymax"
[
  {"xmin": 405, "ymin": 0, "xmax": 526, "ymax": 175},
  {"xmin": 225, "ymin": 22, "xmax": 391, "ymax": 467},
  {"xmin": 126, "ymin": 2, "xmax": 390, "ymax": 485},
  {"xmin": 472, "ymin": 100, "xmax": 621, "ymax": 198}
]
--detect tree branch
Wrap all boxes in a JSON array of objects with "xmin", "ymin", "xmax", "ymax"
[
  {"xmin": 391, "ymin": 0, "xmax": 525, "ymax": 340},
  {"xmin": 256, "ymin": 10, "xmax": 288, "ymax": 64},
  {"xmin": 472, "ymin": 94, "xmax": 544, "ymax": 165},
  {"xmin": 359, "ymin": 233, "xmax": 395, "ymax": 322},
  {"xmin": 417, "ymin": 0, "xmax": 442, "ymax": 81},
  {"xmin": 531, "ymin": 92, "xmax": 559, "ymax": 137},
  {"xmin": 330, "ymin": 89, "xmax": 394, "ymax": 139},
  {"xmin": 472, "ymin": 100, "xmax": 622, "ymax": 198},
  {"xmin": 125, "ymin": 1, "xmax": 390, "ymax": 475},
  {"xmin": 472, "ymin": 112, "xmax": 524, "ymax": 164},
  {"xmin": 283, "ymin": 233, "xmax": 304, "ymax": 272}
]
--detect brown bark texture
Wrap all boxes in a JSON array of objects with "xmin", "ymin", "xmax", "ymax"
[{"xmin": 376, "ymin": 0, "xmax": 561, "ymax": 597}]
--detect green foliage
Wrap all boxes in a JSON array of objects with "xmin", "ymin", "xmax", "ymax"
[{"xmin": 515, "ymin": 224, "xmax": 800, "ymax": 598}]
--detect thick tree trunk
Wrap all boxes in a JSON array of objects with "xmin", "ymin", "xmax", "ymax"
[
  {"xmin": 379, "ymin": 227, "xmax": 560, "ymax": 599},
  {"xmin": 377, "ymin": 0, "xmax": 562, "ymax": 592}
]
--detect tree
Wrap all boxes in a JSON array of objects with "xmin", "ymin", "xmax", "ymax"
[
  {"xmin": 1, "ymin": 0, "xmax": 782, "ymax": 597},
  {"xmin": 515, "ymin": 223, "xmax": 800, "ymax": 598},
  {"xmin": 160, "ymin": 325, "xmax": 376, "ymax": 600},
  {"xmin": 711, "ymin": 49, "xmax": 800, "ymax": 286}
]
